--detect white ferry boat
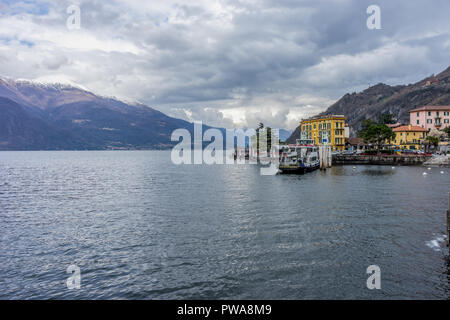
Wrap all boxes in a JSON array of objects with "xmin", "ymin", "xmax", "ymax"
[{"xmin": 279, "ymin": 139, "xmax": 320, "ymax": 174}]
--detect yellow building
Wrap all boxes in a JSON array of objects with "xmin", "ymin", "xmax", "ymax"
[
  {"xmin": 300, "ymin": 115, "xmax": 346, "ymax": 151},
  {"xmin": 390, "ymin": 124, "xmax": 428, "ymax": 150}
]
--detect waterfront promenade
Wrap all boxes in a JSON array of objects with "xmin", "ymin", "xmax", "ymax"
[{"xmin": 333, "ymin": 154, "xmax": 432, "ymax": 165}]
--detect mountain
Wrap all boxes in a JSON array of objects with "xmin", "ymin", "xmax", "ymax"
[
  {"xmin": 0, "ymin": 78, "xmax": 203, "ymax": 150},
  {"xmin": 286, "ymin": 66, "xmax": 450, "ymax": 143},
  {"xmin": 278, "ymin": 129, "xmax": 292, "ymax": 142},
  {"xmin": 285, "ymin": 126, "xmax": 301, "ymax": 144},
  {"xmin": 0, "ymin": 97, "xmax": 88, "ymax": 150},
  {"xmin": 0, "ymin": 78, "xmax": 99, "ymax": 111}
]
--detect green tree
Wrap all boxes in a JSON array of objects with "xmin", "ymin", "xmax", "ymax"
[
  {"xmin": 255, "ymin": 123, "xmax": 264, "ymax": 161},
  {"xmin": 358, "ymin": 119, "xmax": 395, "ymax": 152},
  {"xmin": 443, "ymin": 126, "xmax": 450, "ymax": 138},
  {"xmin": 426, "ymin": 135, "xmax": 439, "ymax": 149},
  {"xmin": 257, "ymin": 127, "xmax": 273, "ymax": 154},
  {"xmin": 266, "ymin": 127, "xmax": 272, "ymax": 153}
]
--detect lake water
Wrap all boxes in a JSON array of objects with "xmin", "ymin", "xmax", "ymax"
[{"xmin": 0, "ymin": 151, "xmax": 449, "ymax": 299}]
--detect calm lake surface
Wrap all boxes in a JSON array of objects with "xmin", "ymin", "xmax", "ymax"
[{"xmin": 0, "ymin": 151, "xmax": 449, "ymax": 299}]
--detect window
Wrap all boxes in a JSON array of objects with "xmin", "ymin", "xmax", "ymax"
[
  {"xmin": 417, "ymin": 120, "xmax": 420, "ymax": 124},
  {"xmin": 445, "ymin": 119, "xmax": 449, "ymax": 124},
  {"xmin": 444, "ymin": 111, "xmax": 449, "ymax": 116},
  {"xmin": 417, "ymin": 112, "xmax": 419, "ymax": 117},
  {"xmin": 327, "ymin": 123, "xmax": 331, "ymax": 129},
  {"xmin": 436, "ymin": 111, "xmax": 440, "ymax": 116},
  {"xmin": 427, "ymin": 119, "xmax": 432, "ymax": 124},
  {"xmin": 428, "ymin": 111, "xmax": 431, "ymax": 116}
]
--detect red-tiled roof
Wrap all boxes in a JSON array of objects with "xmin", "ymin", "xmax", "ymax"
[
  {"xmin": 392, "ymin": 125, "xmax": 428, "ymax": 132},
  {"xmin": 409, "ymin": 106, "xmax": 450, "ymax": 112},
  {"xmin": 345, "ymin": 137, "xmax": 364, "ymax": 145}
]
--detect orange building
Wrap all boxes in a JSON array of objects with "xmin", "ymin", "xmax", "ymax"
[{"xmin": 390, "ymin": 124, "xmax": 428, "ymax": 150}]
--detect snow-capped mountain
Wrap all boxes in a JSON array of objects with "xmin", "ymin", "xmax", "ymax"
[{"xmin": 0, "ymin": 77, "xmax": 200, "ymax": 150}]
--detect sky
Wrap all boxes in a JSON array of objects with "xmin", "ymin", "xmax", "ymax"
[{"xmin": 0, "ymin": 0, "xmax": 449, "ymax": 129}]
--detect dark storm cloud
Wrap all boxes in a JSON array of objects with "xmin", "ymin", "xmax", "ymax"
[{"xmin": 0, "ymin": 0, "xmax": 449, "ymax": 128}]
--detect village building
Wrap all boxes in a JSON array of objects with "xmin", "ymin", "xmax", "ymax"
[
  {"xmin": 345, "ymin": 137, "xmax": 366, "ymax": 152},
  {"xmin": 409, "ymin": 106, "xmax": 450, "ymax": 130},
  {"xmin": 389, "ymin": 124, "xmax": 428, "ymax": 150},
  {"xmin": 300, "ymin": 115, "xmax": 347, "ymax": 151}
]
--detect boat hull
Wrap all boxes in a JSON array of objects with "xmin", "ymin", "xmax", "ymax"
[{"xmin": 279, "ymin": 162, "xmax": 319, "ymax": 174}]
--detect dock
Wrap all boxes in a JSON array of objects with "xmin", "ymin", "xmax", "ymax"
[
  {"xmin": 447, "ymin": 193, "xmax": 450, "ymax": 247},
  {"xmin": 332, "ymin": 154, "xmax": 432, "ymax": 165}
]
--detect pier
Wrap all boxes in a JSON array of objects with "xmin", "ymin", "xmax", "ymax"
[
  {"xmin": 447, "ymin": 193, "xmax": 450, "ymax": 247},
  {"xmin": 319, "ymin": 145, "xmax": 332, "ymax": 169},
  {"xmin": 332, "ymin": 154, "xmax": 432, "ymax": 165}
]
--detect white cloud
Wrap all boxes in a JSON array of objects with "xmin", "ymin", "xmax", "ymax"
[
  {"xmin": 302, "ymin": 43, "xmax": 429, "ymax": 87},
  {"xmin": 0, "ymin": 14, "xmax": 142, "ymax": 54},
  {"xmin": 0, "ymin": 0, "xmax": 449, "ymax": 130}
]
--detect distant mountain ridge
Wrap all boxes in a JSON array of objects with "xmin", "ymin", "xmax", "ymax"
[
  {"xmin": 0, "ymin": 77, "xmax": 204, "ymax": 150},
  {"xmin": 286, "ymin": 66, "xmax": 450, "ymax": 143},
  {"xmin": 0, "ymin": 97, "xmax": 88, "ymax": 150}
]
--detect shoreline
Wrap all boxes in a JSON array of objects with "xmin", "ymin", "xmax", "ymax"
[{"xmin": 332, "ymin": 154, "xmax": 434, "ymax": 166}]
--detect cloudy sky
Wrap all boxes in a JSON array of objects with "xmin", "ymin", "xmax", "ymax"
[{"xmin": 0, "ymin": 0, "xmax": 449, "ymax": 129}]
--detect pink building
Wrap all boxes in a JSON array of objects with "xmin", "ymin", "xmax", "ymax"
[{"xmin": 409, "ymin": 106, "xmax": 450, "ymax": 130}]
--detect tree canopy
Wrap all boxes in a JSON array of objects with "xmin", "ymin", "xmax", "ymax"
[
  {"xmin": 358, "ymin": 118, "xmax": 395, "ymax": 150},
  {"xmin": 442, "ymin": 126, "xmax": 450, "ymax": 138},
  {"xmin": 426, "ymin": 135, "xmax": 439, "ymax": 147},
  {"xmin": 428, "ymin": 128, "xmax": 446, "ymax": 140}
]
